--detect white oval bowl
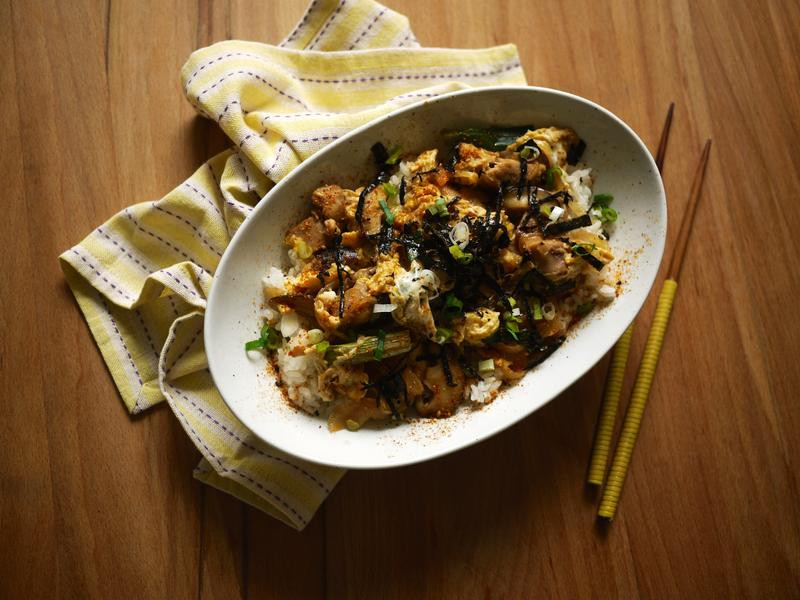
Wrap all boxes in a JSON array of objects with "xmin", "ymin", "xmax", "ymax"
[{"xmin": 205, "ymin": 86, "xmax": 666, "ymax": 469}]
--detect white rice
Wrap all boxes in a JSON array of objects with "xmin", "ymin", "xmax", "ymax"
[
  {"xmin": 262, "ymin": 266, "xmax": 287, "ymax": 299},
  {"xmin": 274, "ymin": 329, "xmax": 325, "ymax": 414},
  {"xmin": 564, "ymin": 167, "xmax": 593, "ymax": 212},
  {"xmin": 469, "ymin": 376, "xmax": 502, "ymax": 403}
]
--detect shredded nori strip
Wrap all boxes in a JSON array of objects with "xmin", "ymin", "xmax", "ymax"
[
  {"xmin": 355, "ymin": 181, "xmax": 376, "ymax": 224},
  {"xmin": 567, "ymin": 139, "xmax": 586, "ymax": 165},
  {"xmin": 444, "ymin": 126, "xmax": 532, "ymax": 151},
  {"xmin": 398, "ymin": 177, "xmax": 406, "ymax": 205},
  {"xmin": 458, "ymin": 355, "xmax": 482, "ymax": 381},
  {"xmin": 377, "ymin": 220, "xmax": 392, "ymax": 254},
  {"xmin": 517, "ymin": 156, "xmax": 527, "ymax": 198},
  {"xmin": 445, "ymin": 147, "xmax": 459, "ymax": 172},
  {"xmin": 526, "ymin": 336, "xmax": 565, "ymax": 367},
  {"xmin": 574, "ymin": 249, "xmax": 605, "ymax": 271},
  {"xmin": 440, "ymin": 346, "xmax": 458, "ymax": 387},
  {"xmin": 371, "ymin": 142, "xmax": 389, "ymax": 165},
  {"xmin": 518, "ymin": 184, "xmax": 540, "ymax": 230},
  {"xmin": 413, "ymin": 168, "xmax": 438, "ymax": 182},
  {"xmin": 334, "ymin": 235, "xmax": 346, "ymax": 318},
  {"xmin": 544, "ymin": 214, "xmax": 592, "ymax": 236}
]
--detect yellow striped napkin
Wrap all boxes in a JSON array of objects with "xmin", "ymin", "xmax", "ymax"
[{"xmin": 59, "ymin": 0, "xmax": 526, "ymax": 529}]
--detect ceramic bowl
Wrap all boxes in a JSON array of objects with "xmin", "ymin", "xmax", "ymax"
[{"xmin": 205, "ymin": 86, "xmax": 666, "ymax": 469}]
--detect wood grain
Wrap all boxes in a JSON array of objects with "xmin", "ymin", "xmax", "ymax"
[{"xmin": 1, "ymin": 0, "xmax": 799, "ymax": 598}]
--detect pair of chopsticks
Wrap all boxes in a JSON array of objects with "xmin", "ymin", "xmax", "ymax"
[{"xmin": 587, "ymin": 103, "xmax": 712, "ymax": 520}]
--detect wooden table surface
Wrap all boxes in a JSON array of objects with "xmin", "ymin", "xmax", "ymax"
[{"xmin": 3, "ymin": 1, "xmax": 799, "ymax": 598}]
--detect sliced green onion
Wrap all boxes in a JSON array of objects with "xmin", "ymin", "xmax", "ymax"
[
  {"xmin": 508, "ymin": 297, "xmax": 517, "ymax": 307},
  {"xmin": 599, "ymin": 206, "xmax": 618, "ymax": 223},
  {"xmin": 385, "ymin": 146, "xmax": 403, "ymax": 165},
  {"xmin": 427, "ymin": 197, "xmax": 449, "ymax": 217},
  {"xmin": 434, "ymin": 327, "xmax": 453, "ymax": 344},
  {"xmin": 315, "ymin": 340, "xmax": 330, "ymax": 354},
  {"xmin": 592, "ymin": 193, "xmax": 614, "ymax": 208},
  {"xmin": 448, "ymin": 244, "xmax": 474, "ymax": 264},
  {"xmin": 443, "ymin": 293, "xmax": 464, "ymax": 319},
  {"xmin": 531, "ymin": 297, "xmax": 543, "ymax": 320},
  {"xmin": 294, "ymin": 239, "xmax": 312, "ymax": 260},
  {"xmin": 545, "ymin": 166, "xmax": 562, "ymax": 188},
  {"xmin": 520, "ymin": 146, "xmax": 533, "ymax": 159},
  {"xmin": 382, "ymin": 182, "xmax": 398, "ymax": 197},
  {"xmin": 505, "ymin": 319, "xmax": 520, "ymax": 340},
  {"xmin": 540, "ymin": 203, "xmax": 553, "ymax": 217},
  {"xmin": 576, "ymin": 300, "xmax": 596, "ymax": 316},
  {"xmin": 571, "ymin": 242, "xmax": 597, "ymax": 257},
  {"xmin": 245, "ymin": 324, "xmax": 280, "ymax": 352},
  {"xmin": 541, "ymin": 302, "xmax": 556, "ymax": 321},
  {"xmin": 373, "ymin": 329, "xmax": 387, "ymax": 360},
  {"xmin": 245, "ymin": 338, "xmax": 266, "ymax": 351},
  {"xmin": 478, "ymin": 358, "xmax": 495, "ymax": 373},
  {"xmin": 307, "ymin": 329, "xmax": 324, "ymax": 344},
  {"xmin": 379, "ymin": 199, "xmax": 395, "ymax": 225}
]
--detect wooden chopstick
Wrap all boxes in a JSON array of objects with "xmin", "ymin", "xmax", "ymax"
[
  {"xmin": 587, "ymin": 103, "xmax": 675, "ymax": 486},
  {"xmin": 598, "ymin": 139, "xmax": 712, "ymax": 520}
]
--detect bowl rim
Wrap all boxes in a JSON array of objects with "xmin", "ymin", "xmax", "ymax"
[{"xmin": 205, "ymin": 84, "xmax": 667, "ymax": 469}]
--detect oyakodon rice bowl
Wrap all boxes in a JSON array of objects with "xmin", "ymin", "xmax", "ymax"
[
  {"xmin": 252, "ymin": 126, "xmax": 621, "ymax": 432},
  {"xmin": 205, "ymin": 87, "xmax": 666, "ymax": 469}
]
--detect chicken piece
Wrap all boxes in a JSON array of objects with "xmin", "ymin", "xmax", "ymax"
[
  {"xmin": 328, "ymin": 394, "xmax": 390, "ymax": 431},
  {"xmin": 462, "ymin": 309, "xmax": 500, "ymax": 346},
  {"xmin": 319, "ymin": 365, "xmax": 388, "ymax": 431},
  {"xmin": 402, "ymin": 367, "xmax": 425, "ymax": 401},
  {"xmin": 344, "ymin": 186, "xmax": 385, "ymax": 236},
  {"xmin": 314, "ymin": 278, "xmax": 376, "ymax": 332},
  {"xmin": 415, "ymin": 359, "xmax": 465, "ymax": 418},
  {"xmin": 453, "ymin": 143, "xmax": 545, "ymax": 189},
  {"xmin": 516, "ymin": 231, "xmax": 579, "ymax": 281},
  {"xmin": 498, "ymin": 247, "xmax": 523, "ymax": 273},
  {"xmin": 284, "ymin": 215, "xmax": 327, "ymax": 253},
  {"xmin": 312, "ymin": 185, "xmax": 358, "ymax": 222},
  {"xmin": 389, "ymin": 264, "xmax": 439, "ymax": 338}
]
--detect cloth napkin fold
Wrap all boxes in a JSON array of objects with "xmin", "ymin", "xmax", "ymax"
[{"xmin": 60, "ymin": 0, "xmax": 526, "ymax": 530}]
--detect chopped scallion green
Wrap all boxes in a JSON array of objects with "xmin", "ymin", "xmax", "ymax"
[
  {"xmin": 434, "ymin": 327, "xmax": 453, "ymax": 344},
  {"xmin": 448, "ymin": 244, "xmax": 474, "ymax": 264},
  {"xmin": 385, "ymin": 146, "xmax": 403, "ymax": 165},
  {"xmin": 478, "ymin": 358, "xmax": 495, "ymax": 373},
  {"xmin": 599, "ymin": 206, "xmax": 618, "ymax": 223},
  {"xmin": 571, "ymin": 242, "xmax": 597, "ymax": 257},
  {"xmin": 545, "ymin": 166, "xmax": 563, "ymax": 188},
  {"xmin": 315, "ymin": 340, "xmax": 330, "ymax": 355},
  {"xmin": 379, "ymin": 199, "xmax": 395, "ymax": 225},
  {"xmin": 592, "ymin": 193, "xmax": 614, "ymax": 208},
  {"xmin": 531, "ymin": 297, "xmax": 543, "ymax": 320},
  {"xmin": 443, "ymin": 292, "xmax": 464, "ymax": 317},
  {"xmin": 245, "ymin": 324, "xmax": 280, "ymax": 352},
  {"xmin": 382, "ymin": 182, "xmax": 398, "ymax": 197},
  {"xmin": 245, "ymin": 339, "xmax": 265, "ymax": 351}
]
